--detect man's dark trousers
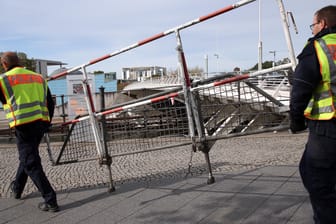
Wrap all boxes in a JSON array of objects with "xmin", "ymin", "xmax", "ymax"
[
  {"xmin": 13, "ymin": 121, "xmax": 57, "ymax": 205},
  {"xmin": 299, "ymin": 121, "xmax": 336, "ymax": 224}
]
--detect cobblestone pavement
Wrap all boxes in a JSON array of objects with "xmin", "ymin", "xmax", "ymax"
[{"xmin": 0, "ymin": 130, "xmax": 308, "ymax": 198}]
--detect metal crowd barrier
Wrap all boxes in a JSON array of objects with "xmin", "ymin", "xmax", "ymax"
[
  {"xmin": 46, "ymin": 69, "xmax": 291, "ymax": 190},
  {"xmin": 44, "ymin": 0, "xmax": 296, "ymax": 192}
]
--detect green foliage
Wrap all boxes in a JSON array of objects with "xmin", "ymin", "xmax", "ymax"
[
  {"xmin": 0, "ymin": 51, "xmax": 36, "ymax": 73},
  {"xmin": 93, "ymin": 70, "xmax": 104, "ymax": 74},
  {"xmin": 249, "ymin": 58, "xmax": 291, "ymax": 71},
  {"xmin": 249, "ymin": 60, "xmax": 274, "ymax": 70}
]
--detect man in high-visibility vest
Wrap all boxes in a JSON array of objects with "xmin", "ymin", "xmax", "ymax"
[
  {"xmin": 0, "ymin": 52, "xmax": 59, "ymax": 212},
  {"xmin": 290, "ymin": 5, "xmax": 336, "ymax": 223}
]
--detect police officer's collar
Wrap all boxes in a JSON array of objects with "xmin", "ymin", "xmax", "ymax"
[
  {"xmin": 6, "ymin": 65, "xmax": 21, "ymax": 72},
  {"xmin": 308, "ymin": 25, "xmax": 336, "ymax": 42}
]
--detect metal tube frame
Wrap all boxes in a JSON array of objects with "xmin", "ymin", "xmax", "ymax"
[
  {"xmin": 175, "ymin": 30, "xmax": 215, "ymax": 184},
  {"xmin": 276, "ymin": 0, "xmax": 297, "ymax": 70},
  {"xmin": 80, "ymin": 66, "xmax": 104, "ymax": 160},
  {"xmin": 45, "ymin": 0, "xmax": 300, "ymax": 190}
]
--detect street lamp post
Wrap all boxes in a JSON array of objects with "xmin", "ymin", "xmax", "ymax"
[
  {"xmin": 214, "ymin": 54, "xmax": 219, "ymax": 74},
  {"xmin": 258, "ymin": 0, "xmax": 263, "ymax": 70},
  {"xmin": 204, "ymin": 54, "xmax": 208, "ymax": 78},
  {"xmin": 269, "ymin": 50, "xmax": 276, "ymax": 67}
]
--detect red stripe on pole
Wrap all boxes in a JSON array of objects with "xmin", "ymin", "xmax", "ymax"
[
  {"xmin": 180, "ymin": 51, "xmax": 191, "ymax": 87},
  {"xmin": 199, "ymin": 5, "xmax": 234, "ymax": 22},
  {"xmin": 100, "ymin": 107, "xmax": 124, "ymax": 115},
  {"xmin": 89, "ymin": 54, "xmax": 111, "ymax": 65},
  {"xmin": 138, "ymin": 32, "xmax": 165, "ymax": 46},
  {"xmin": 213, "ymin": 74, "xmax": 250, "ymax": 86},
  {"xmin": 48, "ymin": 71, "xmax": 69, "ymax": 81},
  {"xmin": 151, "ymin": 93, "xmax": 179, "ymax": 103},
  {"xmin": 85, "ymin": 83, "xmax": 95, "ymax": 112},
  {"xmin": 62, "ymin": 119, "xmax": 80, "ymax": 126}
]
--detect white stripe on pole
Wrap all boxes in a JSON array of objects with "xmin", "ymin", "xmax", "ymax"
[{"xmin": 49, "ymin": 0, "xmax": 256, "ymax": 81}]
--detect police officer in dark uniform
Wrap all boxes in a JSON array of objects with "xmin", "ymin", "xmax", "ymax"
[
  {"xmin": 290, "ymin": 5, "xmax": 336, "ymax": 224},
  {"xmin": 0, "ymin": 52, "xmax": 59, "ymax": 212}
]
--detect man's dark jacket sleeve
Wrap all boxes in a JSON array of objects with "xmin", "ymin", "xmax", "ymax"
[{"xmin": 289, "ymin": 38, "xmax": 321, "ymax": 132}]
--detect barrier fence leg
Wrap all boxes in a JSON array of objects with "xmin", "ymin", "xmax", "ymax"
[
  {"xmin": 44, "ymin": 133, "xmax": 56, "ymax": 165},
  {"xmin": 100, "ymin": 86, "xmax": 115, "ymax": 192},
  {"xmin": 199, "ymin": 141, "xmax": 215, "ymax": 184},
  {"xmin": 175, "ymin": 29, "xmax": 215, "ymax": 184},
  {"xmin": 191, "ymin": 91, "xmax": 215, "ymax": 184},
  {"xmin": 80, "ymin": 67, "xmax": 114, "ymax": 192},
  {"xmin": 101, "ymin": 155, "xmax": 115, "ymax": 192},
  {"xmin": 175, "ymin": 30, "xmax": 198, "ymax": 180}
]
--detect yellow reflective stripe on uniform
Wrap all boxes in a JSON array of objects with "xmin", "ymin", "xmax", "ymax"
[
  {"xmin": 0, "ymin": 67, "xmax": 50, "ymax": 127},
  {"xmin": 1, "ymin": 75, "xmax": 14, "ymax": 102},
  {"xmin": 318, "ymin": 39, "xmax": 336, "ymax": 84},
  {"xmin": 307, "ymin": 97, "xmax": 334, "ymax": 115},
  {"xmin": 304, "ymin": 36, "xmax": 336, "ymax": 120},
  {"xmin": 7, "ymin": 110, "xmax": 49, "ymax": 123},
  {"xmin": 311, "ymin": 105, "xmax": 334, "ymax": 115},
  {"xmin": 14, "ymin": 101, "xmax": 47, "ymax": 111},
  {"xmin": 1, "ymin": 75, "xmax": 48, "ymax": 111}
]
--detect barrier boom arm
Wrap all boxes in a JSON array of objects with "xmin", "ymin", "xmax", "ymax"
[
  {"xmin": 48, "ymin": 0, "xmax": 256, "ymax": 81},
  {"xmin": 60, "ymin": 63, "xmax": 292, "ymax": 126}
]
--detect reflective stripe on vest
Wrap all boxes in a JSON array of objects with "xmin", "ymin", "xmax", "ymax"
[
  {"xmin": 304, "ymin": 36, "xmax": 336, "ymax": 120},
  {"xmin": 0, "ymin": 67, "xmax": 50, "ymax": 127}
]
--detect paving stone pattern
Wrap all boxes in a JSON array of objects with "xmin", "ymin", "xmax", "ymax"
[{"xmin": 0, "ymin": 131, "xmax": 307, "ymax": 198}]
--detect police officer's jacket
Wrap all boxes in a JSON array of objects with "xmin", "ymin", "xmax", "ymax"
[
  {"xmin": 0, "ymin": 66, "xmax": 54, "ymax": 128},
  {"xmin": 290, "ymin": 26, "xmax": 336, "ymax": 138}
]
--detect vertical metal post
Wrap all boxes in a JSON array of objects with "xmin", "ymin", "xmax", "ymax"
[
  {"xmin": 60, "ymin": 94, "xmax": 66, "ymax": 123},
  {"xmin": 175, "ymin": 30, "xmax": 196, "ymax": 147},
  {"xmin": 81, "ymin": 68, "xmax": 115, "ymax": 192},
  {"xmin": 204, "ymin": 54, "xmax": 208, "ymax": 78},
  {"xmin": 99, "ymin": 86, "xmax": 115, "ymax": 192},
  {"xmin": 80, "ymin": 67, "xmax": 104, "ymax": 161},
  {"xmin": 258, "ymin": 0, "xmax": 263, "ymax": 70},
  {"xmin": 276, "ymin": 0, "xmax": 297, "ymax": 70},
  {"xmin": 175, "ymin": 30, "xmax": 215, "ymax": 184},
  {"xmin": 190, "ymin": 91, "xmax": 215, "ymax": 184}
]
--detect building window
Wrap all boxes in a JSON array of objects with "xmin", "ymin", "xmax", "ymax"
[
  {"xmin": 73, "ymin": 84, "xmax": 84, "ymax": 94},
  {"xmin": 105, "ymin": 72, "xmax": 116, "ymax": 82}
]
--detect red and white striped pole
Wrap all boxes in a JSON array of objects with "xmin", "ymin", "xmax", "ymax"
[
  {"xmin": 191, "ymin": 63, "xmax": 293, "ymax": 91},
  {"xmin": 48, "ymin": 0, "xmax": 256, "ymax": 81},
  {"xmin": 60, "ymin": 63, "xmax": 292, "ymax": 127},
  {"xmin": 61, "ymin": 92, "xmax": 180, "ymax": 126}
]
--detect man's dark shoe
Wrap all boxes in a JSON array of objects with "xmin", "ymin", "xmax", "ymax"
[
  {"xmin": 10, "ymin": 181, "xmax": 21, "ymax": 199},
  {"xmin": 38, "ymin": 202, "xmax": 59, "ymax": 212}
]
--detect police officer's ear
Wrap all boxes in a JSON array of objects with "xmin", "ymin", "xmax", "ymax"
[
  {"xmin": 320, "ymin": 18, "xmax": 327, "ymax": 29},
  {"xmin": 0, "ymin": 59, "xmax": 8, "ymax": 71},
  {"xmin": 0, "ymin": 58, "xmax": 4, "ymax": 70}
]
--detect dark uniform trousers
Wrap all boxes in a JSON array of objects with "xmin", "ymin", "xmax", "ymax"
[
  {"xmin": 13, "ymin": 121, "xmax": 57, "ymax": 205},
  {"xmin": 300, "ymin": 120, "xmax": 336, "ymax": 224}
]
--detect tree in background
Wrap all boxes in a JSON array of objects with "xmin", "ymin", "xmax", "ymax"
[
  {"xmin": 0, "ymin": 52, "xmax": 35, "ymax": 73},
  {"xmin": 249, "ymin": 57, "xmax": 291, "ymax": 71},
  {"xmin": 249, "ymin": 60, "xmax": 273, "ymax": 70},
  {"xmin": 93, "ymin": 70, "xmax": 105, "ymax": 74}
]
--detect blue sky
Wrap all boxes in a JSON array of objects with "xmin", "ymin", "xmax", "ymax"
[{"xmin": 1, "ymin": 0, "xmax": 335, "ymax": 78}]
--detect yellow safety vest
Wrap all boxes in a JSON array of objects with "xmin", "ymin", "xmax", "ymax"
[
  {"xmin": 304, "ymin": 34, "xmax": 336, "ymax": 120},
  {"xmin": 0, "ymin": 67, "xmax": 50, "ymax": 128}
]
